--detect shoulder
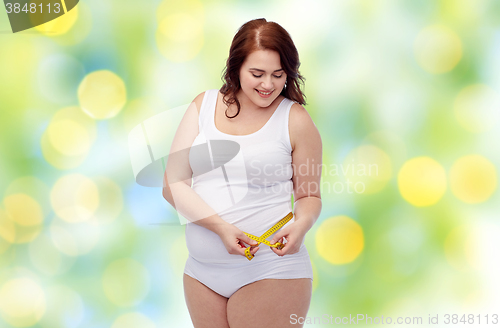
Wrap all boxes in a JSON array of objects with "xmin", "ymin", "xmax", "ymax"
[
  {"xmin": 192, "ymin": 91, "xmax": 206, "ymax": 116},
  {"xmin": 170, "ymin": 91, "xmax": 206, "ymax": 153},
  {"xmin": 289, "ymin": 102, "xmax": 310, "ymax": 122},
  {"xmin": 289, "ymin": 102, "xmax": 321, "ymax": 151}
]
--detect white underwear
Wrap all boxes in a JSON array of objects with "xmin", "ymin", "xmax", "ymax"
[{"xmin": 183, "ymin": 244, "xmax": 314, "ymax": 298}]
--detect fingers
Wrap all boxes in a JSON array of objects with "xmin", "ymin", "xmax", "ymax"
[
  {"xmin": 271, "ymin": 237, "xmax": 285, "ymax": 256},
  {"xmin": 272, "ymin": 246, "xmax": 292, "ymax": 257},
  {"xmin": 269, "ymin": 236, "xmax": 284, "ymax": 256},
  {"xmin": 235, "ymin": 238, "xmax": 260, "ymax": 257},
  {"xmin": 270, "ymin": 236, "xmax": 285, "ymax": 245},
  {"xmin": 242, "ymin": 235, "xmax": 259, "ymax": 247},
  {"xmin": 271, "ymin": 244, "xmax": 286, "ymax": 257},
  {"xmin": 270, "ymin": 238, "xmax": 300, "ymax": 257},
  {"xmin": 237, "ymin": 245, "xmax": 259, "ymax": 257}
]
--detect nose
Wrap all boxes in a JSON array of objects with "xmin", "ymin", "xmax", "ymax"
[{"xmin": 261, "ymin": 76, "xmax": 273, "ymax": 90}]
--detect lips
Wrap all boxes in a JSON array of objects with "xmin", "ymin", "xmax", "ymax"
[{"xmin": 256, "ymin": 89, "xmax": 273, "ymax": 97}]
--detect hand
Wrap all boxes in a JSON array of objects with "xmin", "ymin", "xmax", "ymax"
[
  {"xmin": 269, "ymin": 220, "xmax": 308, "ymax": 257},
  {"xmin": 217, "ymin": 224, "xmax": 260, "ymax": 258}
]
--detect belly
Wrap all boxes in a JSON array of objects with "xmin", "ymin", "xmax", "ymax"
[{"xmin": 185, "ymin": 222, "xmax": 279, "ymax": 264}]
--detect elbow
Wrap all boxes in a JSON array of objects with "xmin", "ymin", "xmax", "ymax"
[
  {"xmin": 294, "ymin": 194, "xmax": 322, "ymax": 203},
  {"xmin": 162, "ymin": 179, "xmax": 191, "ymax": 208}
]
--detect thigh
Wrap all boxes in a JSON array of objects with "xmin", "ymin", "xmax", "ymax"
[
  {"xmin": 183, "ymin": 274, "xmax": 230, "ymax": 328},
  {"xmin": 226, "ymin": 278, "xmax": 312, "ymax": 328}
]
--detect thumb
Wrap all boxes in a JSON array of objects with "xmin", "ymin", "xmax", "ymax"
[
  {"xmin": 270, "ymin": 233, "xmax": 283, "ymax": 245},
  {"xmin": 242, "ymin": 234, "xmax": 258, "ymax": 246}
]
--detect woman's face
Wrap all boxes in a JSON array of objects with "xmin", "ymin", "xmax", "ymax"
[{"xmin": 237, "ymin": 49, "xmax": 287, "ymax": 109}]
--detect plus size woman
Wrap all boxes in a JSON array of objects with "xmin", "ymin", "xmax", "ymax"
[{"xmin": 162, "ymin": 18, "xmax": 322, "ymax": 328}]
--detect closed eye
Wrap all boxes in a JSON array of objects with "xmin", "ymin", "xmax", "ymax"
[{"xmin": 252, "ymin": 74, "xmax": 283, "ymax": 78}]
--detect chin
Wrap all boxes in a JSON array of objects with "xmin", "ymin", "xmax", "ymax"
[{"xmin": 242, "ymin": 87, "xmax": 278, "ymax": 106}]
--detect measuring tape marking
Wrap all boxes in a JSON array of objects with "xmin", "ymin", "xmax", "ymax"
[{"xmin": 242, "ymin": 212, "xmax": 293, "ymax": 261}]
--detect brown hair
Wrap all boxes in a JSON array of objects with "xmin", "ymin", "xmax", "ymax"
[{"xmin": 220, "ymin": 18, "xmax": 307, "ymax": 118}]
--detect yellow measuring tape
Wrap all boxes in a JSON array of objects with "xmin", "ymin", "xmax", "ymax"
[{"xmin": 242, "ymin": 212, "xmax": 294, "ymax": 261}]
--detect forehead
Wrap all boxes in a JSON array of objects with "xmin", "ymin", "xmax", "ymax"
[{"xmin": 242, "ymin": 49, "xmax": 282, "ymax": 69}]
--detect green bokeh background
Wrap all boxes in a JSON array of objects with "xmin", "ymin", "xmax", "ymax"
[{"xmin": 0, "ymin": 0, "xmax": 499, "ymax": 327}]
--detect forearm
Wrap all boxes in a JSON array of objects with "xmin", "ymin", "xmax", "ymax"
[
  {"xmin": 293, "ymin": 196, "xmax": 322, "ymax": 232},
  {"xmin": 163, "ymin": 182, "xmax": 230, "ymax": 236}
]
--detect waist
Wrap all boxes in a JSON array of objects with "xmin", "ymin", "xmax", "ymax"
[
  {"xmin": 185, "ymin": 222, "xmax": 307, "ymax": 264},
  {"xmin": 185, "ymin": 207, "xmax": 294, "ymax": 262}
]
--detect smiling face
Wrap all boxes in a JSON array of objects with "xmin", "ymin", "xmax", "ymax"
[{"xmin": 237, "ymin": 49, "xmax": 287, "ymax": 109}]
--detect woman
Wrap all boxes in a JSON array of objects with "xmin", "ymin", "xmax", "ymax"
[{"xmin": 162, "ymin": 18, "xmax": 322, "ymax": 328}]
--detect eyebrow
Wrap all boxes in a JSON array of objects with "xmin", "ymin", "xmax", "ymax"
[{"xmin": 249, "ymin": 68, "xmax": 284, "ymax": 73}]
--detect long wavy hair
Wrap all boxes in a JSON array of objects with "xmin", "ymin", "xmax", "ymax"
[{"xmin": 220, "ymin": 18, "xmax": 306, "ymax": 118}]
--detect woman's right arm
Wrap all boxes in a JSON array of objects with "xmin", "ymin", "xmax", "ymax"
[{"xmin": 162, "ymin": 92, "xmax": 259, "ymax": 256}]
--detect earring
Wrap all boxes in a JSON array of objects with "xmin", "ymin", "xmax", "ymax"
[{"xmin": 284, "ymin": 81, "xmax": 287, "ymax": 89}]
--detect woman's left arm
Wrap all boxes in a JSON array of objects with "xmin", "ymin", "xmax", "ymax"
[{"xmin": 270, "ymin": 103, "xmax": 322, "ymax": 256}]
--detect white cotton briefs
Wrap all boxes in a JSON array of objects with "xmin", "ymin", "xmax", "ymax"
[{"xmin": 183, "ymin": 89, "xmax": 313, "ymax": 298}]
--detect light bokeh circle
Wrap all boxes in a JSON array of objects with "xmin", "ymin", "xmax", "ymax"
[
  {"xmin": 39, "ymin": 284, "xmax": 84, "ymax": 328},
  {"xmin": 34, "ymin": 4, "xmax": 79, "ymax": 36},
  {"xmin": 0, "ymin": 208, "xmax": 15, "ymax": 253},
  {"xmin": 414, "ymin": 24, "xmax": 462, "ymax": 74},
  {"xmin": 48, "ymin": 2, "xmax": 93, "ymax": 46},
  {"xmin": 444, "ymin": 224, "xmax": 481, "ymax": 271},
  {"xmin": 93, "ymin": 177, "xmax": 124, "ymax": 224},
  {"xmin": 49, "ymin": 216, "xmax": 100, "ymax": 257},
  {"xmin": 315, "ymin": 216, "xmax": 364, "ymax": 265},
  {"xmin": 4, "ymin": 177, "xmax": 51, "ymax": 219},
  {"xmin": 50, "ymin": 174, "xmax": 99, "ymax": 223},
  {"xmin": 342, "ymin": 144, "xmax": 392, "ymax": 194},
  {"xmin": 156, "ymin": 13, "xmax": 204, "ymax": 62},
  {"xmin": 47, "ymin": 119, "xmax": 91, "ymax": 156},
  {"xmin": 3, "ymin": 193, "xmax": 43, "ymax": 227},
  {"xmin": 454, "ymin": 84, "xmax": 500, "ymax": 133},
  {"xmin": 398, "ymin": 157, "xmax": 447, "ymax": 207},
  {"xmin": 1, "ymin": 195, "xmax": 43, "ymax": 244},
  {"xmin": 41, "ymin": 106, "xmax": 97, "ymax": 170},
  {"xmin": 29, "ymin": 232, "xmax": 76, "ymax": 276},
  {"xmin": 450, "ymin": 154, "xmax": 497, "ymax": 204},
  {"xmin": 41, "ymin": 132, "xmax": 87, "ymax": 170},
  {"xmin": 0, "ymin": 278, "xmax": 46, "ymax": 327},
  {"xmin": 78, "ymin": 70, "xmax": 127, "ymax": 119}
]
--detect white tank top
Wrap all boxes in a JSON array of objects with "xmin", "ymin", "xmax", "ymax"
[{"xmin": 186, "ymin": 89, "xmax": 302, "ymax": 263}]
